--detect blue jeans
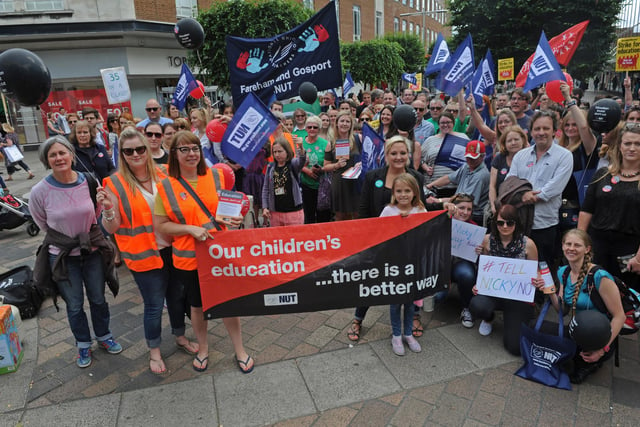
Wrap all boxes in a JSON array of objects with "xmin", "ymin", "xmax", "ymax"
[
  {"xmin": 452, "ymin": 259, "xmax": 477, "ymax": 308},
  {"xmin": 160, "ymin": 247, "xmax": 187, "ymax": 336},
  {"xmin": 50, "ymin": 251, "xmax": 112, "ymax": 349},
  {"xmin": 390, "ymin": 303, "xmax": 414, "ymax": 337},
  {"xmin": 131, "ymin": 267, "xmax": 168, "ymax": 349}
]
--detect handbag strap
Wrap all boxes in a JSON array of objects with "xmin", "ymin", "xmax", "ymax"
[
  {"xmin": 535, "ymin": 299, "xmax": 564, "ymax": 337},
  {"xmin": 177, "ymin": 176, "xmax": 222, "ymax": 231}
]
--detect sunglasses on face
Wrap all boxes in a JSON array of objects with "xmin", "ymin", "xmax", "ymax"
[
  {"xmin": 174, "ymin": 146, "xmax": 201, "ymax": 154},
  {"xmin": 145, "ymin": 107, "xmax": 159, "ymax": 112},
  {"xmin": 69, "ymin": 120, "xmax": 78, "ymax": 124},
  {"xmin": 360, "ymin": 117, "xmax": 371, "ymax": 121},
  {"xmin": 177, "ymin": 125, "xmax": 187, "ymax": 129},
  {"xmin": 448, "ymin": 110, "xmax": 459, "ymax": 113},
  {"xmin": 295, "ymin": 114, "xmax": 306, "ymax": 118},
  {"xmin": 430, "ymin": 106, "xmax": 442, "ymax": 111},
  {"xmin": 414, "ymin": 107, "xmax": 425, "ymax": 112},
  {"xmin": 122, "ymin": 146, "xmax": 147, "ymax": 156},
  {"xmin": 306, "ymin": 125, "xmax": 319, "ymax": 129},
  {"xmin": 496, "ymin": 220, "xmax": 516, "ymax": 227},
  {"xmin": 145, "ymin": 132, "xmax": 162, "ymax": 138}
]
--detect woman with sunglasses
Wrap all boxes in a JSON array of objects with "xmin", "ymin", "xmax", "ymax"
[
  {"xmin": 470, "ymin": 204, "xmax": 538, "ymax": 355},
  {"xmin": 144, "ymin": 123, "xmax": 168, "ymax": 164},
  {"xmin": 154, "ymin": 131, "xmax": 253, "ymax": 373},
  {"xmin": 421, "ymin": 111, "xmax": 470, "ymax": 197},
  {"xmin": 300, "ymin": 116, "xmax": 331, "ymax": 223},
  {"xmin": 99, "ymin": 128, "xmax": 198, "ymax": 374},
  {"xmin": 579, "ymin": 123, "xmax": 640, "ymax": 291}
]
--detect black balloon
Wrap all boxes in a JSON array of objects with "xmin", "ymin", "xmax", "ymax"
[
  {"xmin": 0, "ymin": 48, "xmax": 51, "ymax": 107},
  {"xmin": 299, "ymin": 82, "xmax": 318, "ymax": 104},
  {"xmin": 174, "ymin": 18, "xmax": 205, "ymax": 50},
  {"xmin": 587, "ymin": 98, "xmax": 621, "ymax": 134},
  {"xmin": 569, "ymin": 310, "xmax": 611, "ymax": 352},
  {"xmin": 393, "ymin": 104, "xmax": 417, "ymax": 132}
]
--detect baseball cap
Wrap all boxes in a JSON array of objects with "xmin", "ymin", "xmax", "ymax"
[{"xmin": 464, "ymin": 140, "xmax": 485, "ymax": 159}]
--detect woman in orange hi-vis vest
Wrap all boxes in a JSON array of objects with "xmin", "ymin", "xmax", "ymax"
[
  {"xmin": 153, "ymin": 131, "xmax": 254, "ymax": 374},
  {"xmin": 99, "ymin": 128, "xmax": 198, "ymax": 375}
]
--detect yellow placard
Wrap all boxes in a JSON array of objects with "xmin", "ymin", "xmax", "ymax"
[
  {"xmin": 616, "ymin": 37, "xmax": 640, "ymax": 72},
  {"xmin": 497, "ymin": 58, "xmax": 514, "ymax": 81},
  {"xmin": 409, "ymin": 73, "xmax": 423, "ymax": 92}
]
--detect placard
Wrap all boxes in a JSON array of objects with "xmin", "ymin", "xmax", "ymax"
[
  {"xmin": 216, "ymin": 190, "xmax": 244, "ymax": 217},
  {"xmin": 498, "ymin": 58, "xmax": 514, "ymax": 81},
  {"xmin": 100, "ymin": 67, "xmax": 131, "ymax": 104},
  {"xmin": 335, "ymin": 139, "xmax": 350, "ymax": 158},
  {"xmin": 451, "ymin": 219, "xmax": 486, "ymax": 262},
  {"xmin": 615, "ymin": 37, "xmax": 640, "ymax": 72},
  {"xmin": 476, "ymin": 255, "xmax": 537, "ymax": 303}
]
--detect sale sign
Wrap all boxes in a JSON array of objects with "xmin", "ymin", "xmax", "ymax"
[{"xmin": 41, "ymin": 89, "xmax": 132, "ymax": 124}]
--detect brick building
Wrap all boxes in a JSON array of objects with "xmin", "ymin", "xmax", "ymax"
[{"xmin": 0, "ymin": 0, "xmax": 450, "ymax": 144}]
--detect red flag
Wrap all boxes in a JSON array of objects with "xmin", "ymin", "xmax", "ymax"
[{"xmin": 515, "ymin": 21, "xmax": 589, "ymax": 87}]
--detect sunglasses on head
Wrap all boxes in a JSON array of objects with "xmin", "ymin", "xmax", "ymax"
[
  {"xmin": 122, "ymin": 146, "xmax": 147, "ymax": 156},
  {"xmin": 174, "ymin": 146, "xmax": 201, "ymax": 154},
  {"xmin": 145, "ymin": 132, "xmax": 162, "ymax": 138},
  {"xmin": 496, "ymin": 220, "xmax": 516, "ymax": 227},
  {"xmin": 145, "ymin": 107, "xmax": 159, "ymax": 112}
]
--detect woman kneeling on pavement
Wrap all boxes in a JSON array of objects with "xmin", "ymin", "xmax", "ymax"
[
  {"xmin": 30, "ymin": 136, "xmax": 122, "ymax": 368},
  {"xmin": 470, "ymin": 204, "xmax": 538, "ymax": 355},
  {"xmin": 100, "ymin": 128, "xmax": 198, "ymax": 374},
  {"xmin": 538, "ymin": 229, "xmax": 625, "ymax": 384},
  {"xmin": 154, "ymin": 131, "xmax": 254, "ymax": 373}
]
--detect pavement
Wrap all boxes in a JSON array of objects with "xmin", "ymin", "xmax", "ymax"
[{"xmin": 1, "ymin": 149, "xmax": 640, "ymax": 427}]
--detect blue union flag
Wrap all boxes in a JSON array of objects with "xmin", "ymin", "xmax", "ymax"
[{"xmin": 523, "ymin": 31, "xmax": 566, "ymax": 93}]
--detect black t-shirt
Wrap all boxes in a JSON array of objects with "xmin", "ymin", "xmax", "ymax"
[
  {"xmin": 561, "ymin": 142, "xmax": 600, "ymax": 205},
  {"xmin": 491, "ymin": 153, "xmax": 510, "ymax": 191},
  {"xmin": 582, "ymin": 167, "xmax": 640, "ymax": 236},
  {"xmin": 153, "ymin": 151, "xmax": 169, "ymax": 165},
  {"xmin": 273, "ymin": 164, "xmax": 300, "ymax": 212}
]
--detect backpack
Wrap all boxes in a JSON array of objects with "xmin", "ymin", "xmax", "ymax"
[
  {"xmin": 0, "ymin": 266, "xmax": 43, "ymax": 319},
  {"xmin": 562, "ymin": 265, "xmax": 640, "ymax": 335}
]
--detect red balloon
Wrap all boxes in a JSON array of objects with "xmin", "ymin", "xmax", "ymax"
[
  {"xmin": 545, "ymin": 72, "xmax": 573, "ymax": 103},
  {"xmin": 206, "ymin": 119, "xmax": 227, "ymax": 142},
  {"xmin": 239, "ymin": 192, "xmax": 251, "ymax": 217},
  {"xmin": 190, "ymin": 80, "xmax": 205, "ymax": 99},
  {"xmin": 212, "ymin": 162, "xmax": 235, "ymax": 190}
]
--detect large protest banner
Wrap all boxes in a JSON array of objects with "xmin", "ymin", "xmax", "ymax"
[
  {"xmin": 226, "ymin": 2, "xmax": 342, "ymax": 106},
  {"xmin": 196, "ymin": 212, "xmax": 451, "ymax": 318}
]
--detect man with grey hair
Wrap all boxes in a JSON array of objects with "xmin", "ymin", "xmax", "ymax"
[{"xmin": 427, "ymin": 98, "xmax": 445, "ymax": 133}]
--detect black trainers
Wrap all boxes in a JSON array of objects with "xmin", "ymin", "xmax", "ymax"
[{"xmin": 569, "ymin": 361, "xmax": 602, "ymax": 384}]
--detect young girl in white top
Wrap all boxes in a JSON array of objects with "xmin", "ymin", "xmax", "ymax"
[{"xmin": 380, "ymin": 173, "xmax": 426, "ymax": 355}]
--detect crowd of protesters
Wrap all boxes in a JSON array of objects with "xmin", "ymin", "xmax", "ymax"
[{"xmin": 25, "ymin": 76, "xmax": 640, "ymax": 386}]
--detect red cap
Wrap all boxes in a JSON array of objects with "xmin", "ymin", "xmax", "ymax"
[{"xmin": 465, "ymin": 140, "xmax": 485, "ymax": 159}]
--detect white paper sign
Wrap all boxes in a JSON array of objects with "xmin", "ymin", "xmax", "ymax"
[
  {"xmin": 335, "ymin": 139, "xmax": 350, "ymax": 158},
  {"xmin": 100, "ymin": 67, "xmax": 131, "ymax": 104},
  {"xmin": 216, "ymin": 190, "xmax": 243, "ymax": 217},
  {"xmin": 451, "ymin": 219, "xmax": 486, "ymax": 262},
  {"xmin": 476, "ymin": 255, "xmax": 537, "ymax": 303}
]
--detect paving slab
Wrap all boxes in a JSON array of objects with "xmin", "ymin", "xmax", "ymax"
[
  {"xmin": 118, "ymin": 376, "xmax": 216, "ymax": 427},
  {"xmin": 19, "ymin": 394, "xmax": 120, "ymax": 427},
  {"xmin": 297, "ymin": 344, "xmax": 401, "ymax": 411},
  {"xmin": 438, "ymin": 323, "xmax": 520, "ymax": 369},
  {"xmin": 371, "ymin": 328, "xmax": 477, "ymax": 389},
  {"xmin": 215, "ymin": 359, "xmax": 315, "ymax": 426}
]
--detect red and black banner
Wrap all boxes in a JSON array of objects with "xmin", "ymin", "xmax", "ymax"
[{"xmin": 196, "ymin": 211, "xmax": 451, "ymax": 319}]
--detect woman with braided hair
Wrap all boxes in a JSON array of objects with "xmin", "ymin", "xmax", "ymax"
[{"xmin": 539, "ymin": 229, "xmax": 625, "ymax": 384}]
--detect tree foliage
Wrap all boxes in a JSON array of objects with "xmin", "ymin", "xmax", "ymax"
[
  {"xmin": 448, "ymin": 0, "xmax": 625, "ymax": 81},
  {"xmin": 341, "ymin": 39, "xmax": 405, "ymax": 87},
  {"xmin": 383, "ymin": 33, "xmax": 427, "ymax": 73},
  {"xmin": 193, "ymin": 0, "xmax": 313, "ymax": 90}
]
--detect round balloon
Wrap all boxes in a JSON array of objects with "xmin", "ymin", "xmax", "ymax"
[
  {"xmin": 0, "ymin": 48, "xmax": 51, "ymax": 106},
  {"xmin": 299, "ymin": 82, "xmax": 318, "ymax": 104},
  {"xmin": 190, "ymin": 80, "xmax": 205, "ymax": 99},
  {"xmin": 588, "ymin": 98, "xmax": 621, "ymax": 134},
  {"xmin": 393, "ymin": 104, "xmax": 417, "ymax": 132},
  {"xmin": 545, "ymin": 72, "xmax": 574, "ymax": 104},
  {"xmin": 174, "ymin": 18, "xmax": 205, "ymax": 50},
  {"xmin": 569, "ymin": 310, "xmax": 611, "ymax": 352},
  {"xmin": 206, "ymin": 119, "xmax": 227, "ymax": 143},
  {"xmin": 240, "ymin": 192, "xmax": 251, "ymax": 216},
  {"xmin": 212, "ymin": 162, "xmax": 235, "ymax": 190}
]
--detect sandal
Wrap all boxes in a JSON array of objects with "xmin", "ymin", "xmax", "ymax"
[
  {"xmin": 412, "ymin": 314, "xmax": 424, "ymax": 338},
  {"xmin": 176, "ymin": 340, "xmax": 199, "ymax": 355},
  {"xmin": 149, "ymin": 358, "xmax": 167, "ymax": 375},
  {"xmin": 347, "ymin": 319, "xmax": 362, "ymax": 341},
  {"xmin": 235, "ymin": 354, "xmax": 254, "ymax": 374},
  {"xmin": 192, "ymin": 354, "xmax": 208, "ymax": 372}
]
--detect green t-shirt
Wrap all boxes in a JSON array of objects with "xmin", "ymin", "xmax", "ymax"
[{"xmin": 301, "ymin": 137, "xmax": 329, "ymax": 189}]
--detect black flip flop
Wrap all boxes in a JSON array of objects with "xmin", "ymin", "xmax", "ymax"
[
  {"xmin": 235, "ymin": 355, "xmax": 254, "ymax": 374},
  {"xmin": 193, "ymin": 355, "xmax": 208, "ymax": 372}
]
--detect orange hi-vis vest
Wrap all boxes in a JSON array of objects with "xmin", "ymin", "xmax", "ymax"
[
  {"xmin": 156, "ymin": 168, "xmax": 224, "ymax": 271},
  {"xmin": 103, "ymin": 172, "xmax": 163, "ymax": 272}
]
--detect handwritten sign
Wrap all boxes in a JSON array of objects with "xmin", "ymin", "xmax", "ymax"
[
  {"xmin": 100, "ymin": 67, "xmax": 131, "ymax": 104},
  {"xmin": 476, "ymin": 255, "xmax": 537, "ymax": 303},
  {"xmin": 451, "ymin": 219, "xmax": 486, "ymax": 262}
]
